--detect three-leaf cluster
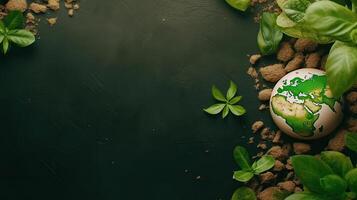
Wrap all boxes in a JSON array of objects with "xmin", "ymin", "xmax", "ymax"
[
  {"xmin": 204, "ymin": 81, "xmax": 246, "ymax": 118},
  {"xmin": 0, "ymin": 11, "xmax": 35, "ymax": 54},
  {"xmin": 232, "ymin": 146, "xmax": 275, "ymax": 182}
]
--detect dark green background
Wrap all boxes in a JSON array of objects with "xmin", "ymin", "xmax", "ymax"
[{"xmin": 0, "ymin": 1, "xmax": 341, "ymax": 200}]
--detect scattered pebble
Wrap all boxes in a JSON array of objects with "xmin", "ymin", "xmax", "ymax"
[
  {"xmin": 285, "ymin": 53, "xmax": 304, "ymax": 72},
  {"xmin": 252, "ymin": 121, "xmax": 264, "ymax": 133},
  {"xmin": 294, "ymin": 38, "xmax": 318, "ymax": 52},
  {"xmin": 277, "ymin": 42, "xmax": 295, "ymax": 62},
  {"xmin": 6, "ymin": 0, "xmax": 27, "ymax": 12},
  {"xmin": 293, "ymin": 143, "xmax": 311, "ymax": 155},
  {"xmin": 258, "ymin": 88, "xmax": 272, "ymax": 101},
  {"xmin": 29, "ymin": 2, "xmax": 47, "ymax": 13},
  {"xmin": 250, "ymin": 54, "xmax": 262, "ymax": 64},
  {"xmin": 47, "ymin": 17, "xmax": 57, "ymax": 26},
  {"xmin": 260, "ymin": 64, "xmax": 286, "ymax": 83}
]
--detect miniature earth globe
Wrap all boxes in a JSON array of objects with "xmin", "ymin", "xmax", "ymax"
[{"xmin": 269, "ymin": 68, "xmax": 343, "ymax": 140}]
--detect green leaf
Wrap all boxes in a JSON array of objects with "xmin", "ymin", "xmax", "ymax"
[
  {"xmin": 229, "ymin": 96, "xmax": 242, "ymax": 104},
  {"xmin": 283, "ymin": 0, "xmax": 311, "ymax": 22},
  {"xmin": 291, "ymin": 155, "xmax": 333, "ymax": 194},
  {"xmin": 326, "ymin": 42, "xmax": 357, "ymax": 97},
  {"xmin": 4, "ymin": 11, "xmax": 24, "ymax": 30},
  {"xmin": 285, "ymin": 192, "xmax": 326, "ymax": 200},
  {"xmin": 251, "ymin": 155, "xmax": 275, "ymax": 174},
  {"xmin": 3, "ymin": 37, "xmax": 9, "ymax": 54},
  {"xmin": 203, "ymin": 104, "xmax": 225, "ymax": 115},
  {"xmin": 345, "ymin": 132, "xmax": 357, "ymax": 152},
  {"xmin": 233, "ymin": 146, "xmax": 252, "ymax": 170},
  {"xmin": 345, "ymin": 168, "xmax": 357, "ymax": 194},
  {"xmin": 0, "ymin": 34, "xmax": 4, "ymax": 44},
  {"xmin": 0, "ymin": 21, "xmax": 5, "ymax": 33},
  {"xmin": 212, "ymin": 85, "xmax": 226, "ymax": 102},
  {"xmin": 228, "ymin": 105, "xmax": 246, "ymax": 116},
  {"xmin": 320, "ymin": 174, "xmax": 348, "ymax": 195},
  {"xmin": 258, "ymin": 12, "xmax": 283, "ymax": 55},
  {"xmin": 226, "ymin": 81, "xmax": 237, "ymax": 101},
  {"xmin": 272, "ymin": 189, "xmax": 291, "ymax": 200},
  {"xmin": 233, "ymin": 170, "xmax": 254, "ymax": 182},
  {"xmin": 226, "ymin": 0, "xmax": 251, "ymax": 11},
  {"xmin": 222, "ymin": 105, "xmax": 229, "ymax": 118},
  {"xmin": 7, "ymin": 30, "xmax": 35, "ymax": 47},
  {"xmin": 320, "ymin": 151, "xmax": 353, "ymax": 177},
  {"xmin": 231, "ymin": 187, "xmax": 257, "ymax": 200}
]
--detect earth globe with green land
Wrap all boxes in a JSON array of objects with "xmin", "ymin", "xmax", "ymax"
[{"xmin": 270, "ymin": 68, "xmax": 343, "ymax": 140}]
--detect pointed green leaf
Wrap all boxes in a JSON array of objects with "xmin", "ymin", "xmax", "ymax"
[
  {"xmin": 231, "ymin": 187, "xmax": 257, "ymax": 200},
  {"xmin": 211, "ymin": 85, "xmax": 226, "ymax": 102},
  {"xmin": 3, "ymin": 37, "xmax": 9, "ymax": 54},
  {"xmin": 233, "ymin": 170, "xmax": 254, "ymax": 182},
  {"xmin": 0, "ymin": 21, "xmax": 5, "ymax": 33},
  {"xmin": 233, "ymin": 146, "xmax": 252, "ymax": 170},
  {"xmin": 7, "ymin": 29, "xmax": 35, "ymax": 47},
  {"xmin": 226, "ymin": 81, "xmax": 237, "ymax": 100},
  {"xmin": 345, "ymin": 132, "xmax": 357, "ymax": 152},
  {"xmin": 203, "ymin": 104, "xmax": 225, "ymax": 115},
  {"xmin": 222, "ymin": 105, "xmax": 229, "ymax": 118},
  {"xmin": 229, "ymin": 96, "xmax": 242, "ymax": 104},
  {"xmin": 252, "ymin": 155, "xmax": 275, "ymax": 174},
  {"xmin": 0, "ymin": 35, "xmax": 4, "ymax": 44},
  {"xmin": 226, "ymin": 0, "xmax": 251, "ymax": 11},
  {"xmin": 228, "ymin": 105, "xmax": 246, "ymax": 116},
  {"xmin": 4, "ymin": 11, "xmax": 24, "ymax": 30}
]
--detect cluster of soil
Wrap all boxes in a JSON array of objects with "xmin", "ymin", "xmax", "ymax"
[
  {"xmin": 244, "ymin": 37, "xmax": 357, "ymax": 199},
  {"xmin": 0, "ymin": 0, "xmax": 80, "ymax": 35}
]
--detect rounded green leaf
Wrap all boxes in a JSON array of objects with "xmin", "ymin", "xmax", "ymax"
[
  {"xmin": 211, "ymin": 85, "xmax": 226, "ymax": 102},
  {"xmin": 345, "ymin": 168, "xmax": 357, "ymax": 194},
  {"xmin": 251, "ymin": 155, "xmax": 275, "ymax": 174},
  {"xmin": 320, "ymin": 151, "xmax": 353, "ymax": 177},
  {"xmin": 231, "ymin": 187, "xmax": 256, "ymax": 200},
  {"xmin": 226, "ymin": 0, "xmax": 251, "ymax": 11},
  {"xmin": 320, "ymin": 174, "xmax": 348, "ymax": 195},
  {"xmin": 226, "ymin": 81, "xmax": 237, "ymax": 101},
  {"xmin": 233, "ymin": 146, "xmax": 251, "ymax": 170},
  {"xmin": 283, "ymin": 0, "xmax": 311, "ymax": 22},
  {"xmin": 228, "ymin": 105, "xmax": 246, "ymax": 116},
  {"xmin": 203, "ymin": 104, "xmax": 225, "ymax": 115},
  {"xmin": 7, "ymin": 29, "xmax": 35, "ymax": 47},
  {"xmin": 233, "ymin": 170, "xmax": 254, "ymax": 182},
  {"xmin": 291, "ymin": 155, "xmax": 333, "ymax": 193},
  {"xmin": 345, "ymin": 132, "xmax": 357, "ymax": 152}
]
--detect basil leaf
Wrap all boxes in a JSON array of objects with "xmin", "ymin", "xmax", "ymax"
[
  {"xmin": 3, "ymin": 37, "xmax": 9, "ymax": 54},
  {"xmin": 285, "ymin": 192, "xmax": 326, "ymax": 200},
  {"xmin": 233, "ymin": 170, "xmax": 254, "ymax": 182},
  {"xmin": 222, "ymin": 105, "xmax": 229, "ymax": 118},
  {"xmin": 320, "ymin": 174, "xmax": 348, "ymax": 195},
  {"xmin": 283, "ymin": 0, "xmax": 311, "ymax": 22},
  {"xmin": 226, "ymin": 0, "xmax": 251, "ymax": 11},
  {"xmin": 320, "ymin": 151, "xmax": 353, "ymax": 177},
  {"xmin": 4, "ymin": 11, "xmax": 24, "ymax": 30},
  {"xmin": 291, "ymin": 155, "xmax": 333, "ymax": 194},
  {"xmin": 0, "ymin": 21, "xmax": 5, "ymax": 33},
  {"xmin": 229, "ymin": 96, "xmax": 242, "ymax": 104},
  {"xmin": 326, "ymin": 42, "xmax": 357, "ymax": 97},
  {"xmin": 228, "ymin": 105, "xmax": 246, "ymax": 116},
  {"xmin": 233, "ymin": 146, "xmax": 252, "ymax": 170},
  {"xmin": 345, "ymin": 132, "xmax": 357, "ymax": 152},
  {"xmin": 7, "ymin": 30, "xmax": 35, "ymax": 47},
  {"xmin": 258, "ymin": 12, "xmax": 283, "ymax": 55},
  {"xmin": 212, "ymin": 85, "xmax": 226, "ymax": 102},
  {"xmin": 304, "ymin": 1, "xmax": 357, "ymax": 44},
  {"xmin": 345, "ymin": 169, "xmax": 357, "ymax": 194},
  {"xmin": 203, "ymin": 104, "xmax": 225, "ymax": 114},
  {"xmin": 0, "ymin": 35, "xmax": 4, "ymax": 44},
  {"xmin": 226, "ymin": 81, "xmax": 237, "ymax": 101},
  {"xmin": 231, "ymin": 187, "xmax": 257, "ymax": 200},
  {"xmin": 251, "ymin": 155, "xmax": 275, "ymax": 174}
]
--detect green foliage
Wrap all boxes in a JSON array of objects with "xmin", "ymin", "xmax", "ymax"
[
  {"xmin": 257, "ymin": 12, "xmax": 283, "ymax": 55},
  {"xmin": 232, "ymin": 146, "xmax": 275, "ymax": 183},
  {"xmin": 0, "ymin": 11, "xmax": 35, "ymax": 54},
  {"xmin": 226, "ymin": 0, "xmax": 251, "ymax": 11},
  {"xmin": 231, "ymin": 187, "xmax": 256, "ymax": 200},
  {"xmin": 204, "ymin": 81, "xmax": 246, "ymax": 118},
  {"xmin": 286, "ymin": 152, "xmax": 357, "ymax": 200},
  {"xmin": 345, "ymin": 132, "xmax": 357, "ymax": 152}
]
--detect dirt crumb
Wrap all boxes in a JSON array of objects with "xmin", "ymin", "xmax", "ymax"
[
  {"xmin": 268, "ymin": 146, "xmax": 289, "ymax": 161},
  {"xmin": 47, "ymin": 0, "xmax": 60, "ymax": 11},
  {"xmin": 285, "ymin": 53, "xmax": 304, "ymax": 72},
  {"xmin": 250, "ymin": 54, "xmax": 261, "ymax": 65},
  {"xmin": 346, "ymin": 91, "xmax": 357, "ymax": 104},
  {"xmin": 305, "ymin": 52, "xmax": 321, "ymax": 68},
  {"xmin": 68, "ymin": 8, "xmax": 74, "ymax": 17},
  {"xmin": 260, "ymin": 64, "xmax": 286, "ymax": 83},
  {"xmin": 346, "ymin": 118, "xmax": 357, "ymax": 132},
  {"xmin": 258, "ymin": 187, "xmax": 281, "ymax": 200},
  {"xmin": 293, "ymin": 143, "xmax": 311, "ymax": 154},
  {"xmin": 47, "ymin": 17, "xmax": 57, "ymax": 26},
  {"xmin": 29, "ymin": 2, "xmax": 47, "ymax": 13},
  {"xmin": 247, "ymin": 67, "xmax": 258, "ymax": 79},
  {"xmin": 258, "ymin": 89, "xmax": 272, "ymax": 101},
  {"xmin": 252, "ymin": 121, "xmax": 264, "ymax": 133},
  {"xmin": 260, "ymin": 172, "xmax": 277, "ymax": 184},
  {"xmin": 259, "ymin": 104, "xmax": 268, "ymax": 110},
  {"xmin": 272, "ymin": 130, "xmax": 282, "ymax": 143},
  {"xmin": 6, "ymin": 0, "xmax": 27, "ymax": 12},
  {"xmin": 278, "ymin": 181, "xmax": 296, "ymax": 192},
  {"xmin": 285, "ymin": 159, "xmax": 293, "ymax": 170},
  {"xmin": 277, "ymin": 42, "xmax": 295, "ymax": 62},
  {"xmin": 257, "ymin": 142, "xmax": 267, "ymax": 150},
  {"xmin": 273, "ymin": 160, "xmax": 285, "ymax": 171},
  {"xmin": 327, "ymin": 129, "xmax": 346, "ymax": 151},
  {"xmin": 294, "ymin": 38, "xmax": 318, "ymax": 52}
]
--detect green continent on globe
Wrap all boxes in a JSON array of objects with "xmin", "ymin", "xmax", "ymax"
[{"xmin": 271, "ymin": 74, "xmax": 338, "ymax": 137}]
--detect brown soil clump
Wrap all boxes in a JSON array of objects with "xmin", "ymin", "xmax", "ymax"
[
  {"xmin": 260, "ymin": 64, "xmax": 286, "ymax": 83},
  {"xmin": 6, "ymin": 0, "xmax": 27, "ymax": 12}
]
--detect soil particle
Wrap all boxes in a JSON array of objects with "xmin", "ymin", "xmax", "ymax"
[
  {"xmin": 247, "ymin": 67, "xmax": 259, "ymax": 79},
  {"xmin": 257, "ymin": 142, "xmax": 268, "ymax": 150},
  {"xmin": 285, "ymin": 53, "xmax": 304, "ymax": 72},
  {"xmin": 349, "ymin": 104, "xmax": 357, "ymax": 114},
  {"xmin": 26, "ymin": 12, "xmax": 35, "ymax": 22},
  {"xmin": 260, "ymin": 127, "xmax": 271, "ymax": 140},
  {"xmin": 260, "ymin": 172, "xmax": 277, "ymax": 184},
  {"xmin": 29, "ymin": 2, "xmax": 47, "ymax": 13},
  {"xmin": 285, "ymin": 159, "xmax": 293, "ymax": 170},
  {"xmin": 268, "ymin": 146, "xmax": 289, "ymax": 161},
  {"xmin": 46, "ymin": 17, "xmax": 57, "ymax": 26},
  {"xmin": 259, "ymin": 104, "xmax": 268, "ymax": 110},
  {"xmin": 346, "ymin": 118, "xmax": 357, "ymax": 132},
  {"xmin": 252, "ymin": 121, "xmax": 264, "ymax": 133},
  {"xmin": 278, "ymin": 181, "xmax": 296, "ymax": 192},
  {"xmin": 258, "ymin": 187, "xmax": 281, "ymax": 200},
  {"xmin": 346, "ymin": 91, "xmax": 357, "ymax": 104},
  {"xmin": 273, "ymin": 160, "xmax": 285, "ymax": 171},
  {"xmin": 258, "ymin": 89, "xmax": 272, "ymax": 101},
  {"xmin": 250, "ymin": 54, "xmax": 262, "ymax": 65},
  {"xmin": 294, "ymin": 38, "xmax": 318, "ymax": 52},
  {"xmin": 260, "ymin": 64, "xmax": 286, "ymax": 83},
  {"xmin": 327, "ymin": 129, "xmax": 346, "ymax": 151},
  {"xmin": 73, "ymin": 3, "xmax": 80, "ymax": 10},
  {"xmin": 305, "ymin": 52, "xmax": 321, "ymax": 68},
  {"xmin": 47, "ymin": 0, "xmax": 60, "ymax": 11},
  {"xmin": 68, "ymin": 8, "xmax": 74, "ymax": 17},
  {"xmin": 293, "ymin": 143, "xmax": 311, "ymax": 155},
  {"xmin": 248, "ymin": 137, "xmax": 255, "ymax": 144},
  {"xmin": 272, "ymin": 130, "xmax": 282, "ymax": 143},
  {"xmin": 277, "ymin": 42, "xmax": 295, "ymax": 62},
  {"xmin": 6, "ymin": 0, "xmax": 27, "ymax": 12}
]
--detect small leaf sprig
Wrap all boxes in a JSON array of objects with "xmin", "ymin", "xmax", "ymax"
[
  {"xmin": 203, "ymin": 81, "xmax": 246, "ymax": 118},
  {"xmin": 0, "ymin": 11, "xmax": 35, "ymax": 54}
]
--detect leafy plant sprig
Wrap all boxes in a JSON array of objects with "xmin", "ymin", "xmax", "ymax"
[
  {"xmin": 232, "ymin": 145, "xmax": 275, "ymax": 182},
  {"xmin": 0, "ymin": 11, "xmax": 35, "ymax": 54},
  {"xmin": 204, "ymin": 81, "xmax": 246, "ymax": 118}
]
